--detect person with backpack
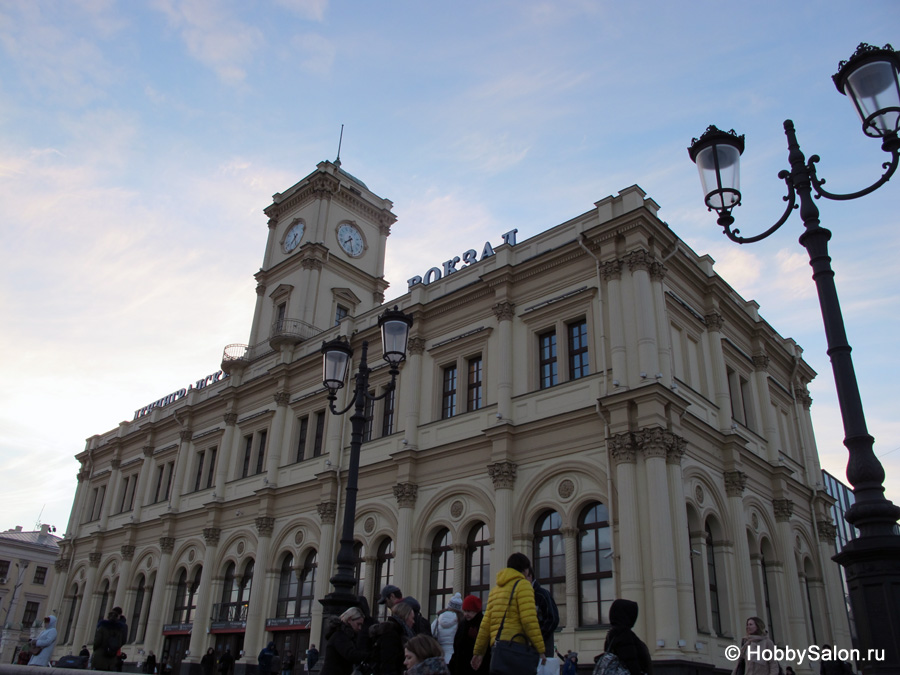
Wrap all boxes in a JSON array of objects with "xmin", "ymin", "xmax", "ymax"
[
  {"xmin": 525, "ymin": 566, "xmax": 559, "ymax": 675},
  {"xmin": 595, "ymin": 599, "xmax": 652, "ymax": 675},
  {"xmin": 93, "ymin": 611, "xmax": 124, "ymax": 671}
]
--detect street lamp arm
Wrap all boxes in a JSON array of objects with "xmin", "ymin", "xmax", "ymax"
[
  {"xmin": 808, "ymin": 144, "xmax": 900, "ymax": 201},
  {"xmin": 721, "ymin": 170, "xmax": 797, "ymax": 244}
]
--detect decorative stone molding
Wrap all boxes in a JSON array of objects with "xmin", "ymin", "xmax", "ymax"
[
  {"xmin": 624, "ymin": 249, "xmax": 653, "ymax": 272},
  {"xmin": 364, "ymin": 517, "xmax": 376, "ymax": 534},
  {"xmin": 451, "ymin": 543, "xmax": 466, "ymax": 555},
  {"xmin": 88, "ymin": 552, "xmax": 102, "ymax": 568},
  {"xmin": 142, "ymin": 445, "xmax": 155, "ymax": 458},
  {"xmin": 180, "ymin": 429, "xmax": 193, "ymax": 443},
  {"xmin": 600, "ymin": 259, "xmax": 622, "ymax": 281},
  {"xmin": 817, "ymin": 520, "xmax": 837, "ymax": 543},
  {"xmin": 752, "ymin": 354, "xmax": 770, "ymax": 372},
  {"xmin": 558, "ymin": 479, "xmax": 575, "ymax": 499},
  {"xmin": 793, "ymin": 386, "xmax": 813, "ymax": 409},
  {"xmin": 724, "ymin": 470, "xmax": 748, "ymax": 497},
  {"xmin": 159, "ymin": 537, "xmax": 176, "ymax": 554},
  {"xmin": 224, "ymin": 412, "xmax": 238, "ymax": 426},
  {"xmin": 773, "ymin": 499, "xmax": 795, "ymax": 522},
  {"xmin": 267, "ymin": 217, "xmax": 278, "ymax": 229},
  {"xmin": 393, "ymin": 482, "xmax": 419, "ymax": 508},
  {"xmin": 317, "ymin": 501, "xmax": 338, "ymax": 524},
  {"xmin": 54, "ymin": 558, "xmax": 71, "ymax": 573},
  {"xmin": 608, "ymin": 432, "xmax": 637, "ymax": 464},
  {"xmin": 77, "ymin": 469, "xmax": 88, "ymax": 483},
  {"xmin": 256, "ymin": 283, "xmax": 266, "ymax": 297},
  {"xmin": 633, "ymin": 427, "xmax": 668, "ymax": 459},
  {"xmin": 704, "ymin": 312, "xmax": 724, "ymax": 331},
  {"xmin": 110, "ymin": 459, "xmax": 121, "ymax": 471},
  {"xmin": 488, "ymin": 461, "xmax": 517, "ymax": 489},
  {"xmin": 667, "ymin": 435, "xmax": 687, "ymax": 465},
  {"xmin": 203, "ymin": 528, "xmax": 222, "ymax": 545},
  {"xmin": 255, "ymin": 517, "xmax": 276, "ymax": 536},
  {"xmin": 120, "ymin": 545, "xmax": 136, "ymax": 561},
  {"xmin": 407, "ymin": 337, "xmax": 426, "ymax": 356},
  {"xmin": 301, "ymin": 258, "xmax": 323, "ymax": 271},
  {"xmin": 491, "ymin": 301, "xmax": 516, "ymax": 322},
  {"xmin": 294, "ymin": 530, "xmax": 305, "ymax": 546},
  {"xmin": 650, "ymin": 261, "xmax": 668, "ymax": 281},
  {"xmin": 560, "ymin": 527, "xmax": 579, "ymax": 539},
  {"xmin": 274, "ymin": 392, "xmax": 291, "ymax": 407},
  {"xmin": 450, "ymin": 500, "xmax": 465, "ymax": 519}
]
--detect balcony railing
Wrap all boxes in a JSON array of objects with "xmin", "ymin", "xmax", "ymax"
[
  {"xmin": 211, "ymin": 601, "xmax": 249, "ymax": 623},
  {"xmin": 270, "ymin": 318, "xmax": 322, "ymax": 344},
  {"xmin": 222, "ymin": 319, "xmax": 322, "ymax": 372}
]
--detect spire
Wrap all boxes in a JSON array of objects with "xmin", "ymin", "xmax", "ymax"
[{"xmin": 335, "ymin": 124, "xmax": 344, "ymax": 168}]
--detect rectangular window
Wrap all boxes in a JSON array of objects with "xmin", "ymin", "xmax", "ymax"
[
  {"xmin": 33, "ymin": 566, "xmax": 47, "ymax": 585},
  {"xmin": 242, "ymin": 435, "xmax": 253, "ymax": 478},
  {"xmin": 442, "ymin": 365, "xmax": 458, "ymax": 419},
  {"xmin": 119, "ymin": 476, "xmax": 131, "ymax": 513},
  {"xmin": 276, "ymin": 302, "xmax": 287, "ymax": 331},
  {"xmin": 255, "ymin": 430, "xmax": 268, "ymax": 475},
  {"xmin": 568, "ymin": 320, "xmax": 589, "ymax": 379},
  {"xmin": 206, "ymin": 447, "xmax": 217, "ymax": 489},
  {"xmin": 539, "ymin": 330, "xmax": 558, "ymax": 389},
  {"xmin": 363, "ymin": 391, "xmax": 375, "ymax": 443},
  {"xmin": 467, "ymin": 356, "xmax": 483, "ymax": 412},
  {"xmin": 194, "ymin": 450, "xmax": 206, "ymax": 492},
  {"xmin": 740, "ymin": 377, "xmax": 756, "ymax": 430},
  {"xmin": 312, "ymin": 412, "xmax": 326, "ymax": 457},
  {"xmin": 335, "ymin": 304, "xmax": 349, "ymax": 326},
  {"xmin": 91, "ymin": 485, "xmax": 106, "ymax": 521},
  {"xmin": 154, "ymin": 466, "xmax": 165, "ymax": 503},
  {"xmin": 296, "ymin": 416, "xmax": 309, "ymax": 462},
  {"xmin": 22, "ymin": 601, "xmax": 40, "ymax": 627},
  {"xmin": 163, "ymin": 463, "xmax": 174, "ymax": 500},
  {"xmin": 381, "ymin": 388, "xmax": 395, "ymax": 437},
  {"xmin": 0, "ymin": 560, "xmax": 9, "ymax": 578}
]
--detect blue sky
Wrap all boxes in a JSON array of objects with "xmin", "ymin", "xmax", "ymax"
[{"xmin": 1, "ymin": 0, "xmax": 898, "ymax": 533}]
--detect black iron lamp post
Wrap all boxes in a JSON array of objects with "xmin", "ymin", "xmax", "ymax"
[
  {"xmin": 317, "ymin": 306, "xmax": 414, "ymax": 622},
  {"xmin": 689, "ymin": 43, "xmax": 900, "ymax": 673}
]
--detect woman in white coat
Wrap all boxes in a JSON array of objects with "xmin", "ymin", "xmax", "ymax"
[
  {"xmin": 431, "ymin": 593, "xmax": 463, "ymax": 664},
  {"xmin": 28, "ymin": 615, "xmax": 58, "ymax": 667}
]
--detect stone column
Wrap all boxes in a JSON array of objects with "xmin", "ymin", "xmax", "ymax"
[
  {"xmin": 635, "ymin": 428, "xmax": 677, "ymax": 651},
  {"xmin": 601, "ymin": 260, "xmax": 627, "ymax": 384},
  {"xmin": 401, "ymin": 337, "xmax": 425, "ymax": 450},
  {"xmin": 65, "ymin": 468, "xmax": 90, "ymax": 537},
  {"xmin": 266, "ymin": 393, "xmax": 290, "ymax": 486},
  {"xmin": 560, "ymin": 527, "xmax": 579, "ymax": 630},
  {"xmin": 72, "ymin": 552, "xmax": 102, "ymax": 650},
  {"xmin": 143, "ymin": 537, "xmax": 176, "ymax": 655},
  {"xmin": 626, "ymin": 251, "xmax": 660, "ymax": 380},
  {"xmin": 102, "ymin": 459, "xmax": 123, "ymax": 527},
  {"xmin": 113, "ymin": 545, "xmax": 136, "ymax": 612},
  {"xmin": 169, "ymin": 429, "xmax": 193, "ymax": 512},
  {"xmin": 132, "ymin": 447, "xmax": 155, "ymax": 521},
  {"xmin": 187, "ymin": 528, "xmax": 221, "ymax": 660},
  {"xmin": 298, "ymin": 259, "xmax": 323, "ymax": 326},
  {"xmin": 363, "ymin": 555, "xmax": 378, "ymax": 608},
  {"xmin": 487, "ymin": 462, "xmax": 516, "ymax": 571},
  {"xmin": 749, "ymin": 554, "xmax": 766, "ymax": 618},
  {"xmin": 392, "ymin": 483, "xmax": 418, "ymax": 594},
  {"xmin": 751, "ymin": 354, "xmax": 779, "ymax": 462},
  {"xmin": 814, "ymin": 519, "xmax": 851, "ymax": 647},
  {"xmin": 724, "ymin": 471, "xmax": 757, "ymax": 623},
  {"xmin": 666, "ymin": 435, "xmax": 697, "ymax": 651},
  {"xmin": 243, "ymin": 518, "xmax": 275, "ymax": 660},
  {"xmin": 492, "ymin": 302, "xmax": 515, "ymax": 420},
  {"xmin": 690, "ymin": 530, "xmax": 713, "ymax": 635},
  {"xmin": 451, "ymin": 544, "xmax": 466, "ymax": 601},
  {"xmin": 704, "ymin": 312, "xmax": 733, "ymax": 432},
  {"xmin": 49, "ymin": 557, "xmax": 71, "ymax": 618},
  {"xmin": 248, "ymin": 282, "xmax": 266, "ymax": 348},
  {"xmin": 311, "ymin": 502, "xmax": 337, "ymax": 643},
  {"xmin": 215, "ymin": 413, "xmax": 238, "ymax": 496},
  {"xmin": 773, "ymin": 499, "xmax": 806, "ymax": 647},
  {"xmin": 650, "ymin": 261, "xmax": 673, "ymax": 384},
  {"xmin": 608, "ymin": 434, "xmax": 644, "ymax": 614}
]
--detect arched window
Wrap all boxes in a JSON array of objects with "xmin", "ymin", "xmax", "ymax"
[
  {"xmin": 761, "ymin": 553, "xmax": 775, "ymax": 642},
  {"xmin": 465, "ymin": 523, "xmax": 491, "ymax": 605},
  {"xmin": 129, "ymin": 575, "xmax": 146, "ymax": 642},
  {"xmin": 533, "ymin": 510, "xmax": 566, "ymax": 613},
  {"xmin": 429, "ymin": 529, "xmax": 454, "ymax": 619},
  {"xmin": 97, "ymin": 579, "xmax": 110, "ymax": 622},
  {"xmin": 185, "ymin": 566, "xmax": 202, "ymax": 623},
  {"xmin": 172, "ymin": 568, "xmax": 189, "ymax": 623},
  {"xmin": 353, "ymin": 541, "xmax": 366, "ymax": 599},
  {"xmin": 276, "ymin": 554, "xmax": 298, "ymax": 618},
  {"xmin": 63, "ymin": 583, "xmax": 79, "ymax": 644},
  {"xmin": 219, "ymin": 561, "xmax": 249, "ymax": 621},
  {"xmin": 297, "ymin": 551, "xmax": 318, "ymax": 618},
  {"xmin": 375, "ymin": 539, "xmax": 395, "ymax": 620},
  {"xmin": 577, "ymin": 502, "xmax": 612, "ymax": 626},
  {"xmin": 706, "ymin": 524, "xmax": 722, "ymax": 635}
]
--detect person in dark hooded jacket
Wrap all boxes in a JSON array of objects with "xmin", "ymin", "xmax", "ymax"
[
  {"xmin": 321, "ymin": 607, "xmax": 366, "ymax": 675},
  {"xmin": 369, "ymin": 602, "xmax": 414, "ymax": 675},
  {"xmin": 602, "ymin": 599, "xmax": 652, "ymax": 675}
]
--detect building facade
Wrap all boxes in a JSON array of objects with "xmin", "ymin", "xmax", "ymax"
[
  {"xmin": 0, "ymin": 525, "xmax": 61, "ymax": 664},
  {"xmin": 49, "ymin": 160, "xmax": 850, "ymax": 674}
]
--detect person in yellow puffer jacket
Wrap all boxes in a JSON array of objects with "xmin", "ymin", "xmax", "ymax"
[{"xmin": 470, "ymin": 553, "xmax": 546, "ymax": 671}]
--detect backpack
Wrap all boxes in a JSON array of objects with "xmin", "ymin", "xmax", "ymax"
[
  {"xmin": 100, "ymin": 625, "xmax": 123, "ymax": 658},
  {"xmin": 592, "ymin": 652, "xmax": 630, "ymax": 675}
]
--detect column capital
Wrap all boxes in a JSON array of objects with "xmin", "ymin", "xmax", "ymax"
[
  {"xmin": 488, "ymin": 461, "xmax": 517, "ymax": 489},
  {"xmin": 560, "ymin": 527, "xmax": 579, "ymax": 539},
  {"xmin": 633, "ymin": 427, "xmax": 668, "ymax": 459},
  {"xmin": 224, "ymin": 412, "xmax": 238, "ymax": 426},
  {"xmin": 451, "ymin": 543, "xmax": 467, "ymax": 555},
  {"xmin": 600, "ymin": 259, "xmax": 622, "ymax": 281},
  {"xmin": 256, "ymin": 282, "xmax": 267, "ymax": 297},
  {"xmin": 255, "ymin": 517, "xmax": 276, "ymax": 536},
  {"xmin": 273, "ymin": 392, "xmax": 291, "ymax": 407},
  {"xmin": 120, "ymin": 545, "xmax": 136, "ymax": 561},
  {"xmin": 407, "ymin": 336, "xmax": 426, "ymax": 355},
  {"xmin": 159, "ymin": 537, "xmax": 176, "ymax": 554},
  {"xmin": 491, "ymin": 301, "xmax": 516, "ymax": 322},
  {"xmin": 667, "ymin": 435, "xmax": 687, "ymax": 465},
  {"xmin": 624, "ymin": 249, "xmax": 653, "ymax": 272},
  {"xmin": 724, "ymin": 470, "xmax": 748, "ymax": 497},
  {"xmin": 650, "ymin": 260, "xmax": 668, "ymax": 281},
  {"xmin": 203, "ymin": 527, "xmax": 222, "ymax": 545},
  {"xmin": 88, "ymin": 552, "xmax": 102, "ymax": 568},
  {"xmin": 180, "ymin": 429, "xmax": 193, "ymax": 443},
  {"xmin": 142, "ymin": 445, "xmax": 155, "ymax": 458},
  {"xmin": 773, "ymin": 499, "xmax": 794, "ymax": 522},
  {"xmin": 705, "ymin": 312, "xmax": 724, "ymax": 331},
  {"xmin": 393, "ymin": 483, "xmax": 419, "ymax": 508},
  {"xmin": 793, "ymin": 386, "xmax": 813, "ymax": 409},
  {"xmin": 110, "ymin": 459, "xmax": 121, "ymax": 471},
  {"xmin": 301, "ymin": 258, "xmax": 323, "ymax": 271},
  {"xmin": 54, "ymin": 558, "xmax": 71, "ymax": 573},
  {"xmin": 817, "ymin": 520, "xmax": 837, "ymax": 543},
  {"xmin": 317, "ymin": 501, "xmax": 338, "ymax": 525},
  {"xmin": 608, "ymin": 432, "xmax": 637, "ymax": 464},
  {"xmin": 752, "ymin": 354, "xmax": 770, "ymax": 372}
]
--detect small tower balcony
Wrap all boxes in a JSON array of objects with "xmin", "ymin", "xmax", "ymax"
[{"xmin": 268, "ymin": 317, "xmax": 322, "ymax": 349}]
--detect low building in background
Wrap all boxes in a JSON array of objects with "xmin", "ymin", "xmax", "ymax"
[
  {"xmin": 47, "ymin": 159, "xmax": 852, "ymax": 675},
  {"xmin": 0, "ymin": 525, "xmax": 61, "ymax": 664}
]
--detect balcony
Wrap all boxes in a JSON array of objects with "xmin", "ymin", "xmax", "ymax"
[
  {"xmin": 210, "ymin": 602, "xmax": 249, "ymax": 631},
  {"xmin": 269, "ymin": 318, "xmax": 322, "ymax": 349}
]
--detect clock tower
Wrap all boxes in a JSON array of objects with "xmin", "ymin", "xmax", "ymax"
[{"xmin": 244, "ymin": 159, "xmax": 395, "ymax": 351}]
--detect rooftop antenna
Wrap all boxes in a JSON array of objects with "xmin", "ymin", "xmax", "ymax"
[
  {"xmin": 335, "ymin": 124, "xmax": 344, "ymax": 167},
  {"xmin": 34, "ymin": 504, "xmax": 45, "ymax": 530}
]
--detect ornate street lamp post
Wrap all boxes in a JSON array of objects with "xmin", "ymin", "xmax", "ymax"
[
  {"xmin": 317, "ymin": 306, "xmax": 413, "ymax": 622},
  {"xmin": 689, "ymin": 43, "xmax": 900, "ymax": 673}
]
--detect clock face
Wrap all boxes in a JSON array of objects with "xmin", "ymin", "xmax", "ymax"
[
  {"xmin": 283, "ymin": 221, "xmax": 305, "ymax": 253},
  {"xmin": 337, "ymin": 223, "xmax": 365, "ymax": 257}
]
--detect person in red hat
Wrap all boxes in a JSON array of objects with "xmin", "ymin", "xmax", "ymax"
[{"xmin": 448, "ymin": 596, "xmax": 489, "ymax": 674}]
